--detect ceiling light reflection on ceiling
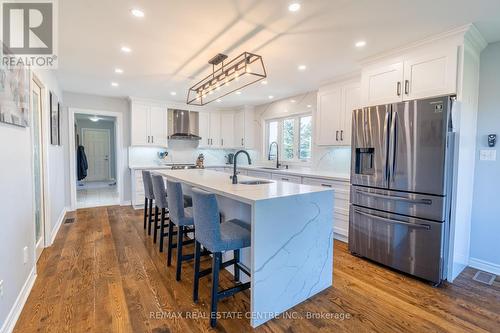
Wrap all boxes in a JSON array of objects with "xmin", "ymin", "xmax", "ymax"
[
  {"xmin": 216, "ymin": 99, "xmax": 222, "ymax": 103},
  {"xmin": 288, "ymin": 3, "xmax": 301, "ymax": 12},
  {"xmin": 268, "ymin": 95, "xmax": 274, "ymax": 99},
  {"xmin": 355, "ymin": 40, "xmax": 366, "ymax": 48},
  {"xmin": 307, "ymin": 104, "xmax": 312, "ymax": 108},
  {"xmin": 115, "ymin": 68, "xmax": 123, "ymax": 74},
  {"xmin": 290, "ymin": 99, "xmax": 296, "ymax": 103},
  {"xmin": 261, "ymin": 80, "xmax": 268, "ymax": 85},
  {"xmin": 121, "ymin": 46, "xmax": 132, "ymax": 53},
  {"xmin": 235, "ymin": 91, "xmax": 242, "ymax": 95},
  {"xmin": 111, "ymin": 82, "xmax": 119, "ymax": 87},
  {"xmin": 170, "ymin": 91, "xmax": 177, "ymax": 96},
  {"xmin": 298, "ymin": 65, "xmax": 307, "ymax": 71},
  {"xmin": 130, "ymin": 8, "xmax": 145, "ymax": 17}
]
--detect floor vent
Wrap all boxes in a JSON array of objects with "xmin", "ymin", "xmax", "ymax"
[
  {"xmin": 64, "ymin": 218, "xmax": 75, "ymax": 224},
  {"xmin": 472, "ymin": 270, "xmax": 496, "ymax": 285}
]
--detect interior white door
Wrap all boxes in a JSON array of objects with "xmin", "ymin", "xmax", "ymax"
[
  {"xmin": 32, "ymin": 78, "xmax": 45, "ymax": 261},
  {"xmin": 83, "ymin": 129, "xmax": 111, "ymax": 181},
  {"xmin": 403, "ymin": 47, "xmax": 458, "ymax": 100},
  {"xmin": 198, "ymin": 112, "xmax": 210, "ymax": 148},
  {"xmin": 361, "ymin": 62, "xmax": 404, "ymax": 106},
  {"xmin": 316, "ymin": 87, "xmax": 342, "ymax": 145}
]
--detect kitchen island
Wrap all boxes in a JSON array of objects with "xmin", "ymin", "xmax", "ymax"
[{"xmin": 154, "ymin": 169, "xmax": 334, "ymax": 327}]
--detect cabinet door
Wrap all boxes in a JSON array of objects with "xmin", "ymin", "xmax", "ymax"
[
  {"xmin": 361, "ymin": 62, "xmax": 403, "ymax": 106},
  {"xmin": 234, "ymin": 111, "xmax": 245, "ymax": 148},
  {"xmin": 341, "ymin": 83, "xmax": 360, "ymax": 146},
  {"xmin": 316, "ymin": 87, "xmax": 342, "ymax": 145},
  {"xmin": 149, "ymin": 106, "xmax": 167, "ymax": 146},
  {"xmin": 198, "ymin": 112, "xmax": 211, "ymax": 148},
  {"xmin": 209, "ymin": 112, "xmax": 221, "ymax": 148},
  {"xmin": 271, "ymin": 173, "xmax": 302, "ymax": 184},
  {"xmin": 243, "ymin": 108, "xmax": 255, "ymax": 148},
  {"xmin": 220, "ymin": 112, "xmax": 235, "ymax": 148},
  {"xmin": 246, "ymin": 170, "xmax": 272, "ymax": 179},
  {"xmin": 131, "ymin": 104, "xmax": 150, "ymax": 145},
  {"xmin": 403, "ymin": 48, "xmax": 458, "ymax": 100}
]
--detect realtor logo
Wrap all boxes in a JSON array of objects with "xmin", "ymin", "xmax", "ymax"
[{"xmin": 1, "ymin": 0, "xmax": 57, "ymax": 68}]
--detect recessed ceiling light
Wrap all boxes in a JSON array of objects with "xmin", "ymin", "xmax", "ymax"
[
  {"xmin": 130, "ymin": 8, "xmax": 145, "ymax": 18},
  {"xmin": 235, "ymin": 91, "xmax": 242, "ymax": 95},
  {"xmin": 355, "ymin": 40, "xmax": 367, "ymax": 48},
  {"xmin": 268, "ymin": 95, "xmax": 274, "ymax": 99},
  {"xmin": 288, "ymin": 3, "xmax": 301, "ymax": 12},
  {"xmin": 114, "ymin": 68, "xmax": 124, "ymax": 74},
  {"xmin": 298, "ymin": 64, "xmax": 307, "ymax": 71},
  {"xmin": 216, "ymin": 99, "xmax": 222, "ymax": 103},
  {"xmin": 121, "ymin": 46, "xmax": 132, "ymax": 53},
  {"xmin": 261, "ymin": 80, "xmax": 268, "ymax": 85},
  {"xmin": 111, "ymin": 82, "xmax": 119, "ymax": 87},
  {"xmin": 307, "ymin": 104, "xmax": 312, "ymax": 108},
  {"xmin": 170, "ymin": 91, "xmax": 177, "ymax": 96},
  {"xmin": 290, "ymin": 99, "xmax": 296, "ymax": 103}
]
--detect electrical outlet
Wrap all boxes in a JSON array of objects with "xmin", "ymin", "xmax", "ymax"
[
  {"xmin": 0, "ymin": 280, "xmax": 4, "ymax": 298},
  {"xmin": 480, "ymin": 149, "xmax": 497, "ymax": 161},
  {"xmin": 23, "ymin": 246, "xmax": 28, "ymax": 264}
]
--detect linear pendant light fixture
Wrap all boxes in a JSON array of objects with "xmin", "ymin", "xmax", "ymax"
[{"xmin": 187, "ymin": 52, "xmax": 267, "ymax": 105}]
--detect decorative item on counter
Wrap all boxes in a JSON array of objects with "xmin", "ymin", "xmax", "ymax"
[
  {"xmin": 196, "ymin": 153, "xmax": 205, "ymax": 168},
  {"xmin": 157, "ymin": 150, "xmax": 169, "ymax": 160},
  {"xmin": 225, "ymin": 153, "xmax": 234, "ymax": 165}
]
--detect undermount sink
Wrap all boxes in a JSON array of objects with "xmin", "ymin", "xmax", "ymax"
[{"xmin": 238, "ymin": 180, "xmax": 273, "ymax": 185}]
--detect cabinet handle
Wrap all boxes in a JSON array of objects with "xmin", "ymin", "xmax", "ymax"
[
  {"xmin": 147, "ymin": 136, "xmax": 150, "ymax": 143},
  {"xmin": 336, "ymin": 131, "xmax": 339, "ymax": 141},
  {"xmin": 397, "ymin": 82, "xmax": 401, "ymax": 96},
  {"xmin": 221, "ymin": 139, "xmax": 224, "ymax": 146},
  {"xmin": 241, "ymin": 138, "xmax": 244, "ymax": 146},
  {"xmin": 151, "ymin": 136, "xmax": 154, "ymax": 143},
  {"xmin": 207, "ymin": 138, "xmax": 210, "ymax": 145},
  {"xmin": 404, "ymin": 80, "xmax": 409, "ymax": 95},
  {"xmin": 340, "ymin": 130, "xmax": 344, "ymax": 141},
  {"xmin": 321, "ymin": 184, "xmax": 332, "ymax": 188},
  {"xmin": 282, "ymin": 178, "xmax": 289, "ymax": 181}
]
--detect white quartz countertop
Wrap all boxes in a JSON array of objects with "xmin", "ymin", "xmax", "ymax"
[
  {"xmin": 153, "ymin": 169, "xmax": 333, "ymax": 204},
  {"xmin": 130, "ymin": 164, "xmax": 350, "ymax": 182}
]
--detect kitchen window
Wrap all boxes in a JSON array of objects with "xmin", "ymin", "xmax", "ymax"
[{"xmin": 266, "ymin": 114, "xmax": 312, "ymax": 162}]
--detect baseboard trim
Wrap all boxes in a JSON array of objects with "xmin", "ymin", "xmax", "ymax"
[
  {"xmin": 334, "ymin": 232, "xmax": 348, "ymax": 243},
  {"xmin": 469, "ymin": 257, "xmax": 500, "ymax": 275},
  {"xmin": 120, "ymin": 200, "xmax": 131, "ymax": 206},
  {"xmin": 50, "ymin": 206, "xmax": 68, "ymax": 246},
  {"xmin": 0, "ymin": 266, "xmax": 37, "ymax": 333}
]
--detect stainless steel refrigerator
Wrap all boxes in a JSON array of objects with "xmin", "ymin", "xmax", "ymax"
[{"xmin": 348, "ymin": 95, "xmax": 455, "ymax": 285}]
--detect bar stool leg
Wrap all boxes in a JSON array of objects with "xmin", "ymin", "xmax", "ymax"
[
  {"xmin": 147, "ymin": 199, "xmax": 153, "ymax": 235},
  {"xmin": 143, "ymin": 198, "xmax": 148, "ymax": 229},
  {"xmin": 234, "ymin": 249, "xmax": 240, "ymax": 282},
  {"xmin": 159, "ymin": 208, "xmax": 166, "ymax": 252},
  {"xmin": 176, "ymin": 226, "xmax": 184, "ymax": 281},
  {"xmin": 167, "ymin": 221, "xmax": 174, "ymax": 266},
  {"xmin": 210, "ymin": 252, "xmax": 222, "ymax": 327},
  {"xmin": 153, "ymin": 206, "xmax": 159, "ymax": 243},
  {"xmin": 193, "ymin": 240, "xmax": 201, "ymax": 302}
]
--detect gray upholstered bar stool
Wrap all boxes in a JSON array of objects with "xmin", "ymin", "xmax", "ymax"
[
  {"xmin": 166, "ymin": 180, "xmax": 196, "ymax": 281},
  {"xmin": 151, "ymin": 175, "xmax": 171, "ymax": 253},
  {"xmin": 190, "ymin": 187, "xmax": 251, "ymax": 328},
  {"xmin": 141, "ymin": 170, "xmax": 158, "ymax": 238}
]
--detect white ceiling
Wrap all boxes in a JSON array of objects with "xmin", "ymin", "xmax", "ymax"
[{"xmin": 58, "ymin": 0, "xmax": 500, "ymax": 107}]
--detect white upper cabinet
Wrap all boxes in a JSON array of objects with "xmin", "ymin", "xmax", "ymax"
[
  {"xmin": 130, "ymin": 102, "xmax": 167, "ymax": 147},
  {"xmin": 220, "ymin": 112, "xmax": 235, "ymax": 148},
  {"xmin": 316, "ymin": 80, "xmax": 360, "ymax": 146},
  {"xmin": 234, "ymin": 108, "xmax": 255, "ymax": 149},
  {"xmin": 209, "ymin": 112, "xmax": 221, "ymax": 148},
  {"xmin": 198, "ymin": 112, "xmax": 211, "ymax": 148},
  {"xmin": 361, "ymin": 62, "xmax": 404, "ymax": 106},
  {"xmin": 198, "ymin": 111, "xmax": 222, "ymax": 148},
  {"xmin": 361, "ymin": 46, "xmax": 458, "ymax": 106},
  {"xmin": 403, "ymin": 47, "xmax": 458, "ymax": 100}
]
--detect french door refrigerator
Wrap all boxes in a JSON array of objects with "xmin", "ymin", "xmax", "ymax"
[{"xmin": 348, "ymin": 95, "xmax": 455, "ymax": 284}]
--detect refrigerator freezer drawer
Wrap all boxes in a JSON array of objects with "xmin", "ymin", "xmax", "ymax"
[
  {"xmin": 348, "ymin": 206, "xmax": 444, "ymax": 284},
  {"xmin": 350, "ymin": 186, "xmax": 446, "ymax": 222}
]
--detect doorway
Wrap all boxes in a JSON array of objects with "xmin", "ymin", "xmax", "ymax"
[
  {"xmin": 75, "ymin": 113, "xmax": 119, "ymax": 208},
  {"xmin": 32, "ymin": 76, "xmax": 46, "ymax": 260}
]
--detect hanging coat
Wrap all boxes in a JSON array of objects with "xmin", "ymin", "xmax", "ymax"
[{"xmin": 77, "ymin": 145, "xmax": 88, "ymax": 181}]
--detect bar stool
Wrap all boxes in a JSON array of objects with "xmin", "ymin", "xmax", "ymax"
[
  {"xmin": 166, "ymin": 180, "xmax": 196, "ymax": 281},
  {"xmin": 150, "ymin": 175, "xmax": 171, "ymax": 253},
  {"xmin": 141, "ymin": 171, "xmax": 158, "ymax": 238},
  {"xmin": 190, "ymin": 187, "xmax": 251, "ymax": 328}
]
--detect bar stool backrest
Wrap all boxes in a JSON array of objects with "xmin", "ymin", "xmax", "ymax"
[
  {"xmin": 142, "ymin": 170, "xmax": 155, "ymax": 200},
  {"xmin": 190, "ymin": 187, "xmax": 222, "ymax": 249},
  {"xmin": 166, "ymin": 180, "xmax": 187, "ymax": 225},
  {"xmin": 151, "ymin": 175, "xmax": 168, "ymax": 209}
]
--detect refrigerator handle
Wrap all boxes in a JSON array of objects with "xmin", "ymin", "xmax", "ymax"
[
  {"xmin": 396, "ymin": 82, "xmax": 401, "ymax": 96},
  {"xmin": 388, "ymin": 109, "xmax": 397, "ymax": 181},
  {"xmin": 354, "ymin": 209, "xmax": 431, "ymax": 230}
]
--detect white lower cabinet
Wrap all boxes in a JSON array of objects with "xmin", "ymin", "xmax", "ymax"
[
  {"xmin": 245, "ymin": 170, "xmax": 272, "ymax": 179},
  {"xmin": 301, "ymin": 177, "xmax": 350, "ymax": 240},
  {"xmin": 271, "ymin": 173, "xmax": 301, "ymax": 184},
  {"xmin": 132, "ymin": 170, "xmax": 146, "ymax": 207}
]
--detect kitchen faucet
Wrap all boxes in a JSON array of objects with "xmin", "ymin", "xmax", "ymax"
[
  {"xmin": 232, "ymin": 150, "xmax": 252, "ymax": 184},
  {"xmin": 268, "ymin": 141, "xmax": 281, "ymax": 169}
]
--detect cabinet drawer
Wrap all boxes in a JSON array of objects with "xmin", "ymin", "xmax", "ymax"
[
  {"xmin": 302, "ymin": 177, "xmax": 350, "ymax": 192},
  {"xmin": 246, "ymin": 170, "xmax": 272, "ymax": 179},
  {"xmin": 271, "ymin": 173, "xmax": 302, "ymax": 184}
]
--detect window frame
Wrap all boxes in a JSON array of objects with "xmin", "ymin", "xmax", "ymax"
[{"xmin": 264, "ymin": 113, "xmax": 312, "ymax": 164}]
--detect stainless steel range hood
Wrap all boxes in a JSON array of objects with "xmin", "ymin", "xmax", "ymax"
[{"xmin": 167, "ymin": 109, "xmax": 201, "ymax": 140}]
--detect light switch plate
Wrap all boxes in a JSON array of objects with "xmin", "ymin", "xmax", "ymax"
[{"xmin": 480, "ymin": 149, "xmax": 496, "ymax": 161}]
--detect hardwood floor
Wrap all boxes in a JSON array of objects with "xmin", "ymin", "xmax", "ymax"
[{"xmin": 14, "ymin": 206, "xmax": 500, "ymax": 333}]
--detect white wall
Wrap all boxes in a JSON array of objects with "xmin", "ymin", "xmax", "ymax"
[
  {"xmin": 0, "ymin": 69, "xmax": 65, "ymax": 332},
  {"xmin": 62, "ymin": 92, "xmax": 130, "ymax": 202},
  {"xmin": 254, "ymin": 91, "xmax": 351, "ymax": 174}
]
